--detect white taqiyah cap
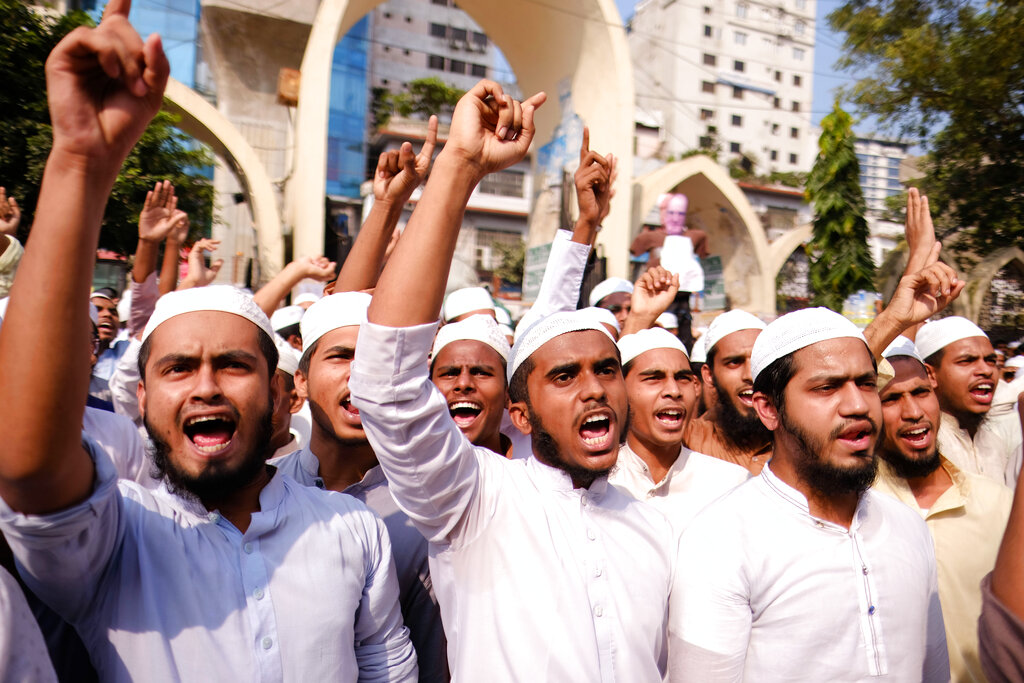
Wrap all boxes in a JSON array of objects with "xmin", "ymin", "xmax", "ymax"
[
  {"xmin": 142, "ymin": 285, "xmax": 274, "ymax": 343},
  {"xmin": 275, "ymin": 338, "xmax": 300, "ymax": 376},
  {"xmin": 293, "ymin": 292, "xmax": 321, "ymax": 307},
  {"xmin": 1005, "ymin": 355, "xmax": 1024, "ymax": 369},
  {"xmin": 443, "ymin": 287, "xmax": 495, "ymax": 322},
  {"xmin": 916, "ymin": 316, "xmax": 988, "ymax": 362},
  {"xmin": 507, "ymin": 310, "xmax": 617, "ymax": 382},
  {"xmin": 499, "ymin": 323, "xmax": 514, "ymax": 339},
  {"xmin": 617, "ymin": 328, "xmax": 688, "ymax": 366},
  {"xmin": 704, "ymin": 309, "xmax": 766, "ymax": 356},
  {"xmin": 300, "ymin": 292, "xmax": 372, "ymax": 351},
  {"xmin": 579, "ymin": 306, "xmax": 621, "ymax": 333},
  {"xmin": 750, "ymin": 307, "xmax": 866, "ymax": 383},
  {"xmin": 89, "ymin": 302, "xmax": 99, "ymax": 327},
  {"xmin": 431, "ymin": 313, "xmax": 511, "ymax": 362},
  {"xmin": 117, "ymin": 288, "xmax": 132, "ymax": 322},
  {"xmin": 270, "ymin": 305, "xmax": 304, "ymax": 332},
  {"xmin": 494, "ymin": 306, "xmax": 512, "ymax": 326},
  {"xmin": 689, "ymin": 337, "xmax": 707, "ymax": 364},
  {"xmin": 588, "ymin": 277, "xmax": 634, "ymax": 308},
  {"xmin": 881, "ymin": 335, "xmax": 924, "ymax": 363},
  {"xmin": 655, "ymin": 312, "xmax": 679, "ymax": 330}
]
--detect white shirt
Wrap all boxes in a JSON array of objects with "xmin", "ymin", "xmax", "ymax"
[
  {"xmin": 515, "ymin": 229, "xmax": 591, "ymax": 335},
  {"xmin": 609, "ymin": 442, "xmax": 749, "ymax": 532},
  {"xmin": 0, "ymin": 566, "xmax": 57, "ymax": 683},
  {"xmin": 0, "ymin": 439, "xmax": 417, "ymax": 683},
  {"xmin": 350, "ymin": 320, "xmax": 675, "ymax": 683},
  {"xmin": 83, "ymin": 405, "xmax": 157, "ymax": 489},
  {"xmin": 668, "ymin": 465, "xmax": 949, "ymax": 682},
  {"xmin": 938, "ymin": 410, "xmax": 1022, "ymax": 488}
]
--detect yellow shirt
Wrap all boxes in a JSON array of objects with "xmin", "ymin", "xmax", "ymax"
[{"xmin": 874, "ymin": 457, "xmax": 1013, "ymax": 682}]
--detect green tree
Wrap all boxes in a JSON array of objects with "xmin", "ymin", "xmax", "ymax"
[
  {"xmin": 805, "ymin": 103, "xmax": 876, "ymax": 311},
  {"xmin": 493, "ymin": 239, "xmax": 525, "ymax": 287},
  {"xmin": 829, "ymin": 0, "xmax": 1024, "ymax": 250},
  {"xmin": 0, "ymin": 0, "xmax": 213, "ymax": 255},
  {"xmin": 371, "ymin": 78, "xmax": 465, "ymax": 129}
]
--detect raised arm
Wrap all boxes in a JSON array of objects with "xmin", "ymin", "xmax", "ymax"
[
  {"xmin": 0, "ymin": 187, "xmax": 21, "ymax": 237},
  {"xmin": 0, "ymin": 0, "xmax": 167, "ymax": 514},
  {"xmin": 252, "ymin": 255, "xmax": 336, "ymax": 316},
  {"xmin": 176, "ymin": 237, "xmax": 222, "ymax": 290},
  {"xmin": 570, "ymin": 126, "xmax": 613, "ymax": 247},
  {"xmin": 132, "ymin": 180, "xmax": 185, "ymax": 288},
  {"xmin": 335, "ymin": 116, "xmax": 437, "ymax": 293},
  {"xmin": 621, "ymin": 266, "xmax": 679, "ymax": 336}
]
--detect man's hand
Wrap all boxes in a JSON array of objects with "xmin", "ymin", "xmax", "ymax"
[
  {"xmin": 45, "ymin": 0, "xmax": 169, "ymax": 175},
  {"xmin": 288, "ymin": 255, "xmax": 337, "ymax": 282},
  {"xmin": 374, "ymin": 115, "xmax": 438, "ymax": 204},
  {"xmin": 622, "ymin": 266, "xmax": 679, "ymax": 336},
  {"xmin": 574, "ymin": 127, "xmax": 613, "ymax": 231},
  {"xmin": 441, "ymin": 80, "xmax": 546, "ymax": 180},
  {"xmin": 0, "ymin": 188, "xmax": 21, "ymax": 236},
  {"xmin": 178, "ymin": 238, "xmax": 223, "ymax": 289},
  {"xmin": 138, "ymin": 180, "xmax": 187, "ymax": 243},
  {"xmin": 904, "ymin": 188, "xmax": 938, "ymax": 274}
]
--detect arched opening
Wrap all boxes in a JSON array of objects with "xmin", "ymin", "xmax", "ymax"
[{"xmin": 976, "ymin": 250, "xmax": 1024, "ymax": 341}]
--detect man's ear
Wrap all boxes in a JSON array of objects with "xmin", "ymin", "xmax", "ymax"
[
  {"xmin": 270, "ymin": 370, "xmax": 284, "ymax": 409},
  {"xmin": 508, "ymin": 400, "xmax": 532, "ymax": 436},
  {"xmin": 288, "ymin": 389, "xmax": 305, "ymax": 414},
  {"xmin": 701, "ymin": 363, "xmax": 714, "ymax": 386},
  {"xmin": 751, "ymin": 391, "xmax": 779, "ymax": 431},
  {"xmin": 294, "ymin": 369, "xmax": 309, "ymax": 400},
  {"xmin": 925, "ymin": 364, "xmax": 939, "ymax": 389},
  {"xmin": 137, "ymin": 380, "xmax": 147, "ymax": 420}
]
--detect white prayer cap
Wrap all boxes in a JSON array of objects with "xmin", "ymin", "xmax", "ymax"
[
  {"xmin": 270, "ymin": 305, "xmax": 304, "ymax": 333},
  {"xmin": 494, "ymin": 306, "xmax": 513, "ymax": 326},
  {"xmin": 142, "ymin": 285, "xmax": 274, "ymax": 343},
  {"xmin": 704, "ymin": 309, "xmax": 767, "ymax": 355},
  {"xmin": 89, "ymin": 287, "xmax": 117, "ymax": 303},
  {"xmin": 1004, "ymin": 355, "xmax": 1024, "ymax": 369},
  {"xmin": 916, "ymin": 316, "xmax": 988, "ymax": 362},
  {"xmin": 508, "ymin": 310, "xmax": 616, "ymax": 382},
  {"xmin": 881, "ymin": 335, "xmax": 924, "ymax": 364},
  {"xmin": 432, "ymin": 313, "xmax": 511, "ymax": 362},
  {"xmin": 0, "ymin": 297, "xmax": 7, "ymax": 327},
  {"xmin": 89, "ymin": 302, "xmax": 99, "ymax": 327},
  {"xmin": 443, "ymin": 287, "xmax": 494, "ymax": 322},
  {"xmin": 300, "ymin": 291, "xmax": 372, "ymax": 351},
  {"xmin": 117, "ymin": 288, "xmax": 132, "ymax": 322},
  {"xmin": 588, "ymin": 277, "xmax": 634, "ymax": 307},
  {"xmin": 499, "ymin": 323, "xmax": 514, "ymax": 340},
  {"xmin": 689, "ymin": 338, "xmax": 707, "ymax": 364},
  {"xmin": 293, "ymin": 292, "xmax": 321, "ymax": 307},
  {"xmin": 579, "ymin": 306, "xmax": 621, "ymax": 333},
  {"xmin": 750, "ymin": 307, "xmax": 867, "ymax": 383},
  {"xmin": 618, "ymin": 328, "xmax": 688, "ymax": 366},
  {"xmin": 275, "ymin": 339, "xmax": 300, "ymax": 376},
  {"xmin": 655, "ymin": 312, "xmax": 678, "ymax": 330}
]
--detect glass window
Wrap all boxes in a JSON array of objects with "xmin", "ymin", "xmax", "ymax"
[
  {"xmin": 704, "ymin": 25, "xmax": 713, "ymax": 37},
  {"xmin": 735, "ymin": 31, "xmax": 747, "ymax": 45},
  {"xmin": 732, "ymin": 86, "xmax": 744, "ymax": 99},
  {"xmin": 790, "ymin": 127, "xmax": 799, "ymax": 138},
  {"xmin": 793, "ymin": 75, "xmax": 802, "ymax": 87},
  {"xmin": 428, "ymin": 54, "xmax": 444, "ymax": 70},
  {"xmin": 730, "ymin": 142, "xmax": 741, "ymax": 153},
  {"xmin": 732, "ymin": 114, "xmax": 743, "ymax": 126},
  {"xmin": 789, "ymin": 153, "xmax": 798, "ymax": 164},
  {"xmin": 770, "ymin": 150, "xmax": 778, "ymax": 161},
  {"xmin": 702, "ymin": 81, "xmax": 716, "ymax": 93},
  {"xmin": 703, "ymin": 53, "xmax": 717, "ymax": 66},
  {"xmin": 449, "ymin": 60, "xmax": 466, "ymax": 74},
  {"xmin": 450, "ymin": 27, "xmax": 467, "ymax": 42},
  {"xmin": 734, "ymin": 60, "xmax": 745, "ymax": 72},
  {"xmin": 736, "ymin": 3, "xmax": 748, "ymax": 18},
  {"xmin": 700, "ymin": 108, "xmax": 714, "ymax": 120},
  {"xmin": 430, "ymin": 23, "xmax": 447, "ymax": 38},
  {"xmin": 472, "ymin": 31, "xmax": 487, "ymax": 47},
  {"xmin": 478, "ymin": 170, "xmax": 525, "ymax": 197},
  {"xmin": 791, "ymin": 101, "xmax": 801, "ymax": 112},
  {"xmin": 794, "ymin": 21, "xmax": 805, "ymax": 36},
  {"xmin": 792, "ymin": 47, "xmax": 805, "ymax": 60}
]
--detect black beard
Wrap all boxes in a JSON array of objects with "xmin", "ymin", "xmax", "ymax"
[
  {"xmin": 879, "ymin": 442, "xmax": 942, "ymax": 480},
  {"xmin": 145, "ymin": 402, "xmax": 274, "ymax": 505},
  {"xmin": 783, "ymin": 408, "xmax": 878, "ymax": 497},
  {"xmin": 714, "ymin": 381, "xmax": 771, "ymax": 451},
  {"xmin": 527, "ymin": 404, "xmax": 629, "ymax": 488}
]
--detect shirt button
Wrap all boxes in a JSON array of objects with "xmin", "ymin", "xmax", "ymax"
[
  {"xmin": 253, "ymin": 587, "xmax": 264, "ymax": 600},
  {"xmin": 594, "ymin": 605, "xmax": 604, "ymax": 617},
  {"xmin": 587, "ymin": 528, "xmax": 596, "ymax": 541},
  {"xmin": 815, "ymin": 521, "xmax": 824, "ymax": 528},
  {"xmin": 594, "ymin": 566, "xmax": 603, "ymax": 577},
  {"xmin": 868, "ymin": 605, "xmax": 876, "ymax": 615},
  {"xmin": 646, "ymin": 491, "xmax": 655, "ymax": 499},
  {"xmin": 243, "ymin": 543, "xmax": 254, "ymax": 554},
  {"xmin": 261, "ymin": 636, "xmax": 273, "ymax": 650},
  {"xmin": 862, "ymin": 567, "xmax": 869, "ymax": 575}
]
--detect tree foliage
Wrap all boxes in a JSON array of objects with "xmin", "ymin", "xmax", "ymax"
[
  {"xmin": 805, "ymin": 103, "xmax": 876, "ymax": 312},
  {"xmin": 829, "ymin": 0, "xmax": 1024, "ymax": 250},
  {"xmin": 371, "ymin": 77, "xmax": 465, "ymax": 129},
  {"xmin": 0, "ymin": 0, "xmax": 213, "ymax": 255},
  {"xmin": 493, "ymin": 239, "xmax": 525, "ymax": 286}
]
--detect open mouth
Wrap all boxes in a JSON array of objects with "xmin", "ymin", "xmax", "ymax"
[
  {"xmin": 448, "ymin": 400, "xmax": 482, "ymax": 429},
  {"xmin": 969, "ymin": 382, "xmax": 994, "ymax": 405},
  {"xmin": 898, "ymin": 425, "xmax": 931, "ymax": 449},
  {"xmin": 737, "ymin": 388, "xmax": 754, "ymax": 407},
  {"xmin": 579, "ymin": 413, "xmax": 613, "ymax": 450},
  {"xmin": 655, "ymin": 408, "xmax": 683, "ymax": 428},
  {"xmin": 183, "ymin": 414, "xmax": 237, "ymax": 455},
  {"xmin": 340, "ymin": 397, "xmax": 362, "ymax": 423},
  {"xmin": 837, "ymin": 423, "xmax": 874, "ymax": 452}
]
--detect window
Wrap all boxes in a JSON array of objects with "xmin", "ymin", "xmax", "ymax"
[
  {"xmin": 790, "ymin": 127, "xmax": 799, "ymax": 138},
  {"xmin": 472, "ymin": 31, "xmax": 487, "ymax": 47},
  {"xmin": 428, "ymin": 54, "xmax": 445, "ymax": 70},
  {"xmin": 478, "ymin": 170, "xmax": 525, "ymax": 197},
  {"xmin": 773, "ymin": 96, "xmax": 781, "ymax": 109},
  {"xmin": 450, "ymin": 27, "xmax": 467, "ymax": 42},
  {"xmin": 774, "ymin": 70, "xmax": 782, "ymax": 82},
  {"xmin": 704, "ymin": 25, "xmax": 713, "ymax": 37},
  {"xmin": 735, "ymin": 31, "xmax": 747, "ymax": 45},
  {"xmin": 702, "ymin": 81, "xmax": 716, "ymax": 93},
  {"xmin": 449, "ymin": 60, "xmax": 466, "ymax": 74},
  {"xmin": 700, "ymin": 108, "xmax": 714, "ymax": 121},
  {"xmin": 736, "ymin": 3, "xmax": 748, "ymax": 18},
  {"xmin": 475, "ymin": 229, "xmax": 523, "ymax": 270},
  {"xmin": 703, "ymin": 53, "xmax": 717, "ymax": 66},
  {"xmin": 789, "ymin": 153, "xmax": 798, "ymax": 164},
  {"xmin": 471, "ymin": 63, "xmax": 487, "ymax": 77},
  {"xmin": 791, "ymin": 101, "xmax": 801, "ymax": 112},
  {"xmin": 703, "ymin": 6, "xmax": 712, "ymax": 14},
  {"xmin": 730, "ymin": 142, "xmax": 741, "ymax": 153},
  {"xmin": 430, "ymin": 23, "xmax": 447, "ymax": 38},
  {"xmin": 793, "ymin": 75, "xmax": 802, "ymax": 87},
  {"xmin": 795, "ymin": 0, "xmax": 806, "ymax": 9},
  {"xmin": 771, "ymin": 123, "xmax": 780, "ymax": 135},
  {"xmin": 792, "ymin": 47, "xmax": 805, "ymax": 60},
  {"xmin": 732, "ymin": 114, "xmax": 743, "ymax": 126},
  {"xmin": 699, "ymin": 135, "xmax": 714, "ymax": 148},
  {"xmin": 770, "ymin": 150, "xmax": 778, "ymax": 161},
  {"xmin": 794, "ymin": 20, "xmax": 806, "ymax": 36},
  {"xmin": 707, "ymin": 125, "xmax": 717, "ymax": 134},
  {"xmin": 889, "ymin": 166, "xmax": 900, "ymax": 178},
  {"xmin": 734, "ymin": 60, "xmax": 745, "ymax": 72},
  {"xmin": 732, "ymin": 86, "xmax": 744, "ymax": 99}
]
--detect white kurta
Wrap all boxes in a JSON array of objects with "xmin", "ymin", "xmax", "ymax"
[
  {"xmin": 350, "ymin": 320, "xmax": 675, "ymax": 683},
  {"xmin": 609, "ymin": 442, "xmax": 749, "ymax": 532},
  {"xmin": 0, "ymin": 439, "xmax": 417, "ymax": 683},
  {"xmin": 938, "ymin": 410, "xmax": 1022, "ymax": 488},
  {"xmin": 669, "ymin": 465, "xmax": 949, "ymax": 682},
  {"xmin": 0, "ymin": 566, "xmax": 57, "ymax": 683}
]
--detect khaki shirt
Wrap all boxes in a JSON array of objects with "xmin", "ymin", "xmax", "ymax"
[{"xmin": 938, "ymin": 411, "xmax": 1022, "ymax": 489}]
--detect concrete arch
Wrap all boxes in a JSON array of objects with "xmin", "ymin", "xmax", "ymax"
[
  {"xmin": 965, "ymin": 246, "xmax": 1024, "ymax": 323},
  {"xmin": 632, "ymin": 155, "xmax": 776, "ymax": 315},
  {"xmin": 767, "ymin": 222, "xmax": 813, "ymax": 281},
  {"xmin": 287, "ymin": 0, "xmax": 635, "ymax": 275},
  {"xmin": 163, "ymin": 78, "xmax": 284, "ymax": 279}
]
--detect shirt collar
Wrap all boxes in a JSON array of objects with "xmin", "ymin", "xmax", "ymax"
[
  {"xmin": 153, "ymin": 465, "xmax": 286, "ymax": 519},
  {"xmin": 527, "ymin": 454, "xmax": 609, "ymax": 498},
  {"xmin": 761, "ymin": 463, "xmax": 868, "ymax": 531},
  {"xmin": 615, "ymin": 442, "xmax": 692, "ymax": 490},
  {"xmin": 344, "ymin": 464, "xmax": 387, "ymax": 495}
]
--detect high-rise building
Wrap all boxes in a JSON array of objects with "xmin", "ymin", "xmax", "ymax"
[
  {"xmin": 855, "ymin": 135, "xmax": 909, "ymax": 214},
  {"xmin": 629, "ymin": 0, "xmax": 817, "ymax": 174}
]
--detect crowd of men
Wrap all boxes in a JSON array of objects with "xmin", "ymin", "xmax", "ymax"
[{"xmin": 0, "ymin": 5, "xmax": 1023, "ymax": 681}]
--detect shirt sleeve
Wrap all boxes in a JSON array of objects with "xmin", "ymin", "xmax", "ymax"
[
  {"xmin": 349, "ymin": 320, "xmax": 499, "ymax": 547},
  {"xmin": 129, "ymin": 272, "xmax": 159, "ymax": 338},
  {"xmin": 516, "ymin": 230, "xmax": 591, "ymax": 332},
  {"xmin": 0, "ymin": 437, "xmax": 124, "ymax": 625},
  {"xmin": 109, "ymin": 337, "xmax": 143, "ymax": 426},
  {"xmin": 979, "ymin": 572, "xmax": 1024, "ymax": 683},
  {"xmin": 668, "ymin": 518, "xmax": 750, "ymax": 683},
  {"xmin": 353, "ymin": 510, "xmax": 419, "ymax": 682}
]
